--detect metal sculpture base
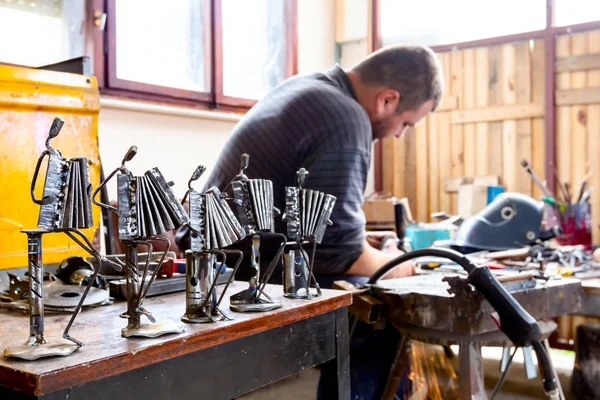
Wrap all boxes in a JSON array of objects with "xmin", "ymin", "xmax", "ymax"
[
  {"xmin": 121, "ymin": 241, "xmax": 185, "ymax": 338},
  {"xmin": 284, "ymin": 289, "xmax": 321, "ymax": 300},
  {"xmin": 181, "ymin": 311, "xmax": 224, "ymax": 324},
  {"xmin": 182, "ymin": 249, "xmax": 243, "ymax": 323},
  {"xmin": 4, "ymin": 341, "xmax": 79, "ymax": 360},
  {"xmin": 121, "ymin": 320, "xmax": 185, "ymax": 338},
  {"xmin": 4, "ymin": 229, "xmax": 98, "ymax": 360},
  {"xmin": 281, "ymin": 241, "xmax": 322, "ymax": 301},
  {"xmin": 229, "ymin": 299, "xmax": 282, "ymax": 313}
]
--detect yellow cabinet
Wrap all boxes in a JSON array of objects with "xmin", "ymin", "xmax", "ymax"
[{"xmin": 0, "ymin": 65, "xmax": 101, "ymax": 270}]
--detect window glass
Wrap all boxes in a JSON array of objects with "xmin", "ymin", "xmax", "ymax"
[
  {"xmin": 0, "ymin": 0, "xmax": 85, "ymax": 67},
  {"xmin": 115, "ymin": 0, "xmax": 208, "ymax": 92},
  {"xmin": 380, "ymin": 0, "xmax": 546, "ymax": 47},
  {"xmin": 554, "ymin": 0, "xmax": 600, "ymax": 26},
  {"xmin": 222, "ymin": 0, "xmax": 287, "ymax": 100}
]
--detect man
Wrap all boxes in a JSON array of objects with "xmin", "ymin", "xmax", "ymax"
[{"xmin": 178, "ymin": 44, "xmax": 444, "ymax": 399}]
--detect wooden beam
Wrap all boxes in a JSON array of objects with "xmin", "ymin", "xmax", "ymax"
[
  {"xmin": 437, "ymin": 95, "xmax": 458, "ymax": 111},
  {"xmin": 555, "ymin": 87, "xmax": 600, "ymax": 105},
  {"xmin": 556, "ymin": 52, "xmax": 600, "ymax": 72},
  {"xmin": 451, "ymin": 104, "xmax": 544, "ymax": 124},
  {"xmin": 335, "ymin": 0, "xmax": 345, "ymax": 42}
]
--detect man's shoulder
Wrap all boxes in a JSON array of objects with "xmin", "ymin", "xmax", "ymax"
[{"xmin": 280, "ymin": 72, "xmax": 367, "ymax": 116}]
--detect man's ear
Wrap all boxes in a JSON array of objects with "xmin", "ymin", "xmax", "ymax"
[{"xmin": 376, "ymin": 89, "xmax": 400, "ymax": 115}]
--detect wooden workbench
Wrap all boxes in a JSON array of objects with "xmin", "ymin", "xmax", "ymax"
[
  {"xmin": 0, "ymin": 281, "xmax": 352, "ymax": 400},
  {"xmin": 370, "ymin": 273, "xmax": 583, "ymax": 400}
]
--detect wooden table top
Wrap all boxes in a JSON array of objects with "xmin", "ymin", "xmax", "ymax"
[
  {"xmin": 0, "ymin": 281, "xmax": 351, "ymax": 396},
  {"xmin": 371, "ymin": 273, "xmax": 583, "ymax": 335}
]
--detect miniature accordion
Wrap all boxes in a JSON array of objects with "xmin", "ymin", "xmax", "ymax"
[
  {"xmin": 188, "ymin": 187, "xmax": 246, "ymax": 252},
  {"xmin": 231, "ymin": 178, "xmax": 275, "ymax": 234},
  {"xmin": 284, "ymin": 187, "xmax": 336, "ymax": 244},
  {"xmin": 117, "ymin": 167, "xmax": 189, "ymax": 240},
  {"xmin": 37, "ymin": 156, "xmax": 93, "ymax": 230}
]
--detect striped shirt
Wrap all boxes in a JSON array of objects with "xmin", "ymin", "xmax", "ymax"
[{"xmin": 204, "ymin": 65, "xmax": 372, "ymax": 275}]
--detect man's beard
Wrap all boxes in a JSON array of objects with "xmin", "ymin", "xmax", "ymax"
[{"xmin": 371, "ymin": 117, "xmax": 394, "ymax": 141}]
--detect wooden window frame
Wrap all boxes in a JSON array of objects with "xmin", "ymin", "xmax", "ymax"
[
  {"xmin": 90, "ymin": 0, "xmax": 298, "ymax": 111},
  {"xmin": 371, "ymin": 0, "xmax": 600, "ymax": 195},
  {"xmin": 213, "ymin": 0, "xmax": 298, "ymax": 109}
]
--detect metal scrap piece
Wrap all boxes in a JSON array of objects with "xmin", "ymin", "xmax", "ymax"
[
  {"xmin": 189, "ymin": 190, "xmax": 205, "ymax": 252},
  {"xmin": 44, "ymin": 285, "xmax": 109, "ymax": 308},
  {"xmin": 313, "ymin": 194, "xmax": 336, "ymax": 243},
  {"xmin": 38, "ymin": 153, "xmax": 69, "ymax": 230},
  {"xmin": 117, "ymin": 174, "xmax": 137, "ymax": 240},
  {"xmin": 231, "ymin": 180, "xmax": 256, "ymax": 234},
  {"xmin": 284, "ymin": 187, "xmax": 300, "ymax": 240}
]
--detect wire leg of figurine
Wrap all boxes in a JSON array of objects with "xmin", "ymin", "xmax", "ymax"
[
  {"xmin": 215, "ymin": 249, "xmax": 243, "ymax": 320},
  {"xmin": 139, "ymin": 236, "xmax": 170, "ymax": 303},
  {"xmin": 61, "ymin": 228, "xmax": 104, "ymax": 347},
  {"xmin": 133, "ymin": 239, "xmax": 153, "ymax": 309},
  {"xmin": 256, "ymin": 233, "xmax": 287, "ymax": 300},
  {"xmin": 297, "ymin": 239, "xmax": 322, "ymax": 296}
]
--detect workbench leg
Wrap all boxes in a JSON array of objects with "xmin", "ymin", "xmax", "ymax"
[
  {"xmin": 458, "ymin": 342, "xmax": 487, "ymax": 400},
  {"xmin": 381, "ymin": 335, "xmax": 411, "ymax": 400},
  {"xmin": 319, "ymin": 308, "xmax": 351, "ymax": 400}
]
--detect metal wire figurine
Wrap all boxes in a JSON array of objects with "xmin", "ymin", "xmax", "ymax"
[
  {"xmin": 180, "ymin": 166, "xmax": 245, "ymax": 323},
  {"xmin": 226, "ymin": 154, "xmax": 287, "ymax": 312},
  {"xmin": 4, "ymin": 117, "xmax": 120, "ymax": 360},
  {"xmin": 278, "ymin": 168, "xmax": 336, "ymax": 299},
  {"xmin": 92, "ymin": 146, "xmax": 186, "ymax": 338}
]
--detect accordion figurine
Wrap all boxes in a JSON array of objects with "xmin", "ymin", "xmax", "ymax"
[
  {"xmin": 227, "ymin": 154, "xmax": 287, "ymax": 312},
  {"xmin": 31, "ymin": 117, "xmax": 93, "ymax": 231},
  {"xmin": 180, "ymin": 166, "xmax": 244, "ymax": 323},
  {"xmin": 5, "ymin": 117, "xmax": 118, "ymax": 361},
  {"xmin": 281, "ymin": 168, "xmax": 336, "ymax": 299},
  {"xmin": 92, "ymin": 145, "xmax": 186, "ymax": 338}
]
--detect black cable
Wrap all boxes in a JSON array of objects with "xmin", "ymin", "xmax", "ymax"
[
  {"xmin": 490, "ymin": 346, "xmax": 519, "ymax": 400},
  {"xmin": 368, "ymin": 247, "xmax": 476, "ymax": 284},
  {"xmin": 365, "ymin": 247, "xmax": 558, "ymax": 398}
]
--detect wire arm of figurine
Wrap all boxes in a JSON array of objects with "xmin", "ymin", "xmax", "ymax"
[
  {"xmin": 181, "ymin": 165, "xmax": 206, "ymax": 206},
  {"xmin": 256, "ymin": 233, "xmax": 288, "ymax": 300},
  {"xmin": 30, "ymin": 151, "xmax": 52, "ymax": 205},
  {"xmin": 222, "ymin": 153, "xmax": 250, "ymax": 194},
  {"xmin": 92, "ymin": 145, "xmax": 138, "ymax": 213},
  {"xmin": 138, "ymin": 236, "xmax": 171, "ymax": 304}
]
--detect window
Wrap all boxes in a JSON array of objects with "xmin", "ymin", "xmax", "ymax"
[
  {"xmin": 554, "ymin": 0, "xmax": 600, "ymax": 27},
  {"xmin": 0, "ymin": 0, "xmax": 297, "ymax": 110},
  {"xmin": 104, "ymin": 0, "xmax": 297, "ymax": 108},
  {"xmin": 379, "ymin": 0, "xmax": 545, "ymax": 48},
  {"xmin": 0, "ymin": 0, "xmax": 86, "ymax": 67},
  {"xmin": 220, "ymin": 0, "xmax": 288, "ymax": 101},
  {"xmin": 107, "ymin": 0, "xmax": 212, "ymax": 101}
]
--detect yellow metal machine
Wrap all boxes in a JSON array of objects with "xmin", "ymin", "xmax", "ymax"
[{"xmin": 0, "ymin": 64, "xmax": 101, "ymax": 270}]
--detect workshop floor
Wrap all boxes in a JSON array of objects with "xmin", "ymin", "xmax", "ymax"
[{"xmin": 240, "ymin": 346, "xmax": 576, "ymax": 399}]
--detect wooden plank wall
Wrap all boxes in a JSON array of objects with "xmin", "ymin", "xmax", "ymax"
[
  {"xmin": 555, "ymin": 31, "xmax": 600, "ymax": 244},
  {"xmin": 381, "ymin": 39, "xmax": 546, "ymax": 222}
]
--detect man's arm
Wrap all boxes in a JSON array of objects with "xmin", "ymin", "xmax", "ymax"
[
  {"xmin": 345, "ymin": 239, "xmax": 415, "ymax": 279},
  {"xmin": 300, "ymin": 147, "xmax": 415, "ymax": 279}
]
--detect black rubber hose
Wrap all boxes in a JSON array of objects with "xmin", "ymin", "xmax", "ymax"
[
  {"xmin": 532, "ymin": 340, "xmax": 559, "ymax": 393},
  {"xmin": 367, "ymin": 247, "xmax": 475, "ymax": 284},
  {"xmin": 367, "ymin": 247, "xmax": 558, "ymax": 396}
]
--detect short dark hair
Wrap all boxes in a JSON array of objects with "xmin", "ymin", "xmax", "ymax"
[{"xmin": 351, "ymin": 44, "xmax": 444, "ymax": 112}]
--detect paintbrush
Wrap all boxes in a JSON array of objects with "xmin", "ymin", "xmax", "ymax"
[
  {"xmin": 520, "ymin": 160, "xmax": 553, "ymax": 198},
  {"xmin": 564, "ymin": 182, "xmax": 572, "ymax": 204},
  {"xmin": 550, "ymin": 163, "xmax": 570, "ymax": 204}
]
